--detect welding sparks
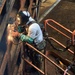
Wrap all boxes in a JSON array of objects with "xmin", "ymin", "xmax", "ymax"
[
  {"xmin": 7, "ymin": 24, "xmax": 14, "ymax": 42},
  {"xmin": 7, "ymin": 34, "xmax": 13, "ymax": 41}
]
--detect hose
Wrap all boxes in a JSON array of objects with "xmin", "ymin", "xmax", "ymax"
[{"xmin": 44, "ymin": 32, "xmax": 73, "ymax": 52}]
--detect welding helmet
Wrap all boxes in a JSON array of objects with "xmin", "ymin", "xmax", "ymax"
[{"xmin": 17, "ymin": 11, "xmax": 30, "ymax": 25}]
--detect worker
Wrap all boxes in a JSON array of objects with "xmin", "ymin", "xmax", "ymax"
[{"xmin": 12, "ymin": 10, "xmax": 46, "ymax": 74}]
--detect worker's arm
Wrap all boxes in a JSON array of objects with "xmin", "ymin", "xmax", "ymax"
[
  {"xmin": 19, "ymin": 33, "xmax": 34, "ymax": 44},
  {"xmin": 12, "ymin": 31, "xmax": 34, "ymax": 44}
]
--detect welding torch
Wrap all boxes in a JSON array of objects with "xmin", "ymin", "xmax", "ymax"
[{"xmin": 7, "ymin": 23, "xmax": 25, "ymax": 45}]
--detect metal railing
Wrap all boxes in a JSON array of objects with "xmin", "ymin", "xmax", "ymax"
[
  {"xmin": 22, "ymin": 42, "xmax": 71, "ymax": 75},
  {"xmin": 44, "ymin": 19, "xmax": 74, "ymax": 53},
  {"xmin": 20, "ymin": 19, "xmax": 75, "ymax": 75},
  {"xmin": 44, "ymin": 19, "xmax": 75, "ymax": 74},
  {"xmin": 0, "ymin": 18, "xmax": 73, "ymax": 75},
  {"xmin": 44, "ymin": 19, "xmax": 72, "ymax": 39}
]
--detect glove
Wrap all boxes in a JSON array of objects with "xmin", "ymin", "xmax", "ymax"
[
  {"xmin": 18, "ymin": 26, "xmax": 25, "ymax": 33},
  {"xmin": 19, "ymin": 34, "xmax": 33, "ymax": 44}
]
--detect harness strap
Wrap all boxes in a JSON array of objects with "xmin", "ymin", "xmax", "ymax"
[{"xmin": 27, "ymin": 21, "xmax": 36, "ymax": 26}]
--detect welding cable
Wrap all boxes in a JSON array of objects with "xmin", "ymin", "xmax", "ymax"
[
  {"xmin": 48, "ymin": 38, "xmax": 73, "ymax": 52},
  {"xmin": 46, "ymin": 38, "xmax": 64, "ymax": 51},
  {"xmin": 44, "ymin": 32, "xmax": 64, "ymax": 51},
  {"xmin": 62, "ymin": 39, "xmax": 73, "ymax": 51},
  {"xmin": 45, "ymin": 33, "xmax": 73, "ymax": 52},
  {"xmin": 63, "ymin": 44, "xmax": 72, "ymax": 51}
]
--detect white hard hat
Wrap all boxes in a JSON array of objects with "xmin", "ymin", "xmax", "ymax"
[{"xmin": 22, "ymin": 11, "xmax": 30, "ymax": 17}]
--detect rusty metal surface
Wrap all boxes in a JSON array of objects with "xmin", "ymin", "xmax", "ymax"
[
  {"xmin": 0, "ymin": 0, "xmax": 6, "ymax": 14},
  {"xmin": 0, "ymin": 0, "xmax": 15, "ymax": 69},
  {"xmin": 0, "ymin": 29, "xmax": 7, "ymax": 67}
]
